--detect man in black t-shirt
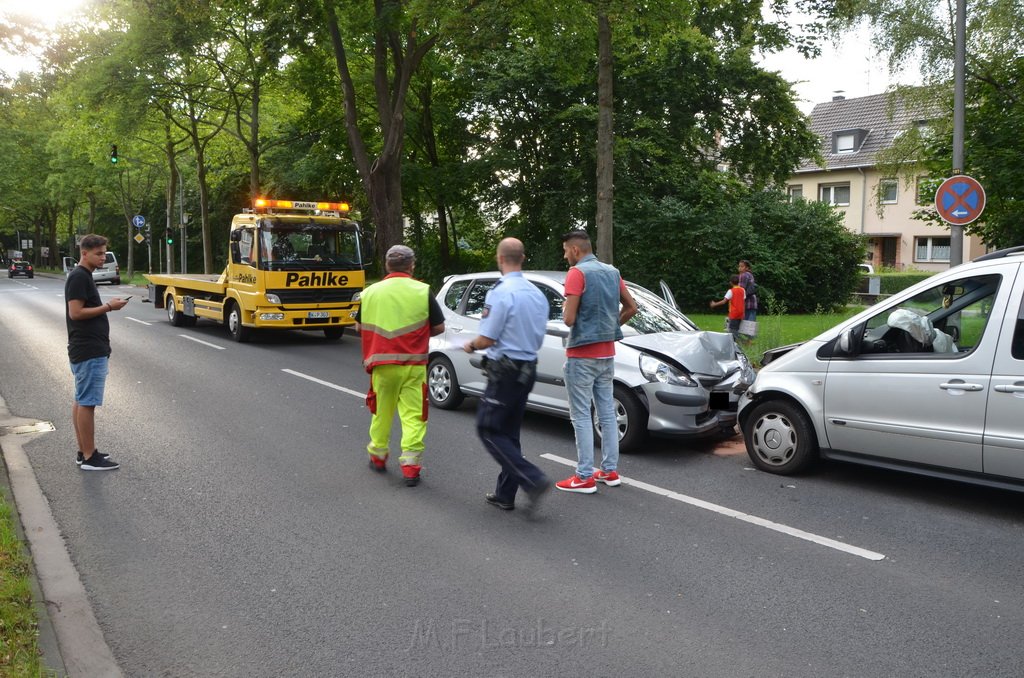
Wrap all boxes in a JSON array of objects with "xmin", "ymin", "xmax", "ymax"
[{"xmin": 66, "ymin": 234, "xmax": 129, "ymax": 471}]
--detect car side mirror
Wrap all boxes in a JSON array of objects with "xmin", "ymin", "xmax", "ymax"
[{"xmin": 835, "ymin": 328, "xmax": 860, "ymax": 357}]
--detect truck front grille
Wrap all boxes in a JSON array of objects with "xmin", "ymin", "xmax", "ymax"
[{"xmin": 268, "ymin": 288, "xmax": 360, "ymax": 304}]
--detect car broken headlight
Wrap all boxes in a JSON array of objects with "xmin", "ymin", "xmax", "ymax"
[{"xmin": 639, "ymin": 354, "xmax": 698, "ymax": 387}]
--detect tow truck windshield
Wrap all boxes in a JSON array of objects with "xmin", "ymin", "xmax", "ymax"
[{"xmin": 259, "ymin": 220, "xmax": 362, "ymax": 271}]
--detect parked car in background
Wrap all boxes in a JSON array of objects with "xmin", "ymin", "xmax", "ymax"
[
  {"xmin": 857, "ymin": 263, "xmax": 876, "ymax": 274},
  {"xmin": 428, "ymin": 271, "xmax": 756, "ymax": 452},
  {"xmin": 8, "ymin": 260, "xmax": 33, "ymax": 278},
  {"xmin": 739, "ymin": 245, "xmax": 1024, "ymax": 491},
  {"xmin": 92, "ymin": 251, "xmax": 121, "ymax": 285}
]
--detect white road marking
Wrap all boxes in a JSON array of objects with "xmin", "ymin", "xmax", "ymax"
[
  {"xmin": 126, "ymin": 317, "xmax": 152, "ymax": 326},
  {"xmin": 178, "ymin": 334, "xmax": 226, "ymax": 350},
  {"xmin": 282, "ymin": 369, "xmax": 366, "ymax": 398},
  {"xmin": 539, "ymin": 452, "xmax": 886, "ymax": 561}
]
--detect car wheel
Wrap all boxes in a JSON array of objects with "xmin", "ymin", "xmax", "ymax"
[
  {"xmin": 742, "ymin": 399, "xmax": 819, "ymax": 475},
  {"xmin": 323, "ymin": 327, "xmax": 344, "ymax": 341},
  {"xmin": 226, "ymin": 302, "xmax": 252, "ymax": 343},
  {"xmin": 595, "ymin": 384, "xmax": 647, "ymax": 454},
  {"xmin": 166, "ymin": 295, "xmax": 187, "ymax": 327},
  {"xmin": 113, "ymin": 277, "xmax": 120, "ymax": 285},
  {"xmin": 427, "ymin": 356, "xmax": 464, "ymax": 409},
  {"xmin": 28, "ymin": 274, "xmax": 34, "ymax": 278}
]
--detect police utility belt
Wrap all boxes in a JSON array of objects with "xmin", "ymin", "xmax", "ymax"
[{"xmin": 482, "ymin": 355, "xmax": 537, "ymax": 385}]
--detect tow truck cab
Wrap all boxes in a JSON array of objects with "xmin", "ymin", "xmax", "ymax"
[{"xmin": 147, "ymin": 198, "xmax": 365, "ymax": 342}]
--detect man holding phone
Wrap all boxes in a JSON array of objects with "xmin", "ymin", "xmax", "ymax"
[{"xmin": 65, "ymin": 234, "xmax": 129, "ymax": 471}]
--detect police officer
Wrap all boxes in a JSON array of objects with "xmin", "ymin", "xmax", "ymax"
[{"xmin": 464, "ymin": 238, "xmax": 552, "ymax": 514}]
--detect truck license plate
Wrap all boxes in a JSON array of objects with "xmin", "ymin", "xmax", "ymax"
[{"xmin": 307, "ymin": 311, "xmax": 329, "ymax": 319}]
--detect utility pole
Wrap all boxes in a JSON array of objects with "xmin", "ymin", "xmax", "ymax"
[{"xmin": 949, "ymin": 0, "xmax": 966, "ymax": 266}]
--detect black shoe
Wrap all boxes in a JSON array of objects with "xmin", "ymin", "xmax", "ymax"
[
  {"xmin": 80, "ymin": 454, "xmax": 120, "ymax": 471},
  {"xmin": 76, "ymin": 450, "xmax": 111, "ymax": 466},
  {"xmin": 405, "ymin": 476, "xmax": 420, "ymax": 487},
  {"xmin": 522, "ymin": 478, "xmax": 552, "ymax": 518},
  {"xmin": 484, "ymin": 493, "xmax": 515, "ymax": 511}
]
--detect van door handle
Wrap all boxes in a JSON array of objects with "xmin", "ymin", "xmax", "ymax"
[
  {"xmin": 450, "ymin": 325, "xmax": 463, "ymax": 333},
  {"xmin": 994, "ymin": 384, "xmax": 1024, "ymax": 393},
  {"xmin": 939, "ymin": 382, "xmax": 984, "ymax": 392}
]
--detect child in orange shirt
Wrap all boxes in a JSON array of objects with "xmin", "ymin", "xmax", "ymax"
[{"xmin": 709, "ymin": 274, "xmax": 745, "ymax": 337}]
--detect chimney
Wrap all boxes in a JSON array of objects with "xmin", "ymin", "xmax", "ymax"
[{"xmin": 832, "ymin": 95, "xmax": 846, "ymax": 102}]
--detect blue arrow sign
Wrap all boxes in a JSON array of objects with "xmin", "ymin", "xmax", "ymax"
[{"xmin": 132, "ymin": 214, "xmax": 146, "ymax": 228}]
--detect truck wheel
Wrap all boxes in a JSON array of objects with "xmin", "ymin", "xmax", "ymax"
[
  {"xmin": 323, "ymin": 327, "xmax": 344, "ymax": 341},
  {"xmin": 427, "ymin": 356, "xmax": 464, "ymax": 409},
  {"xmin": 595, "ymin": 384, "xmax": 647, "ymax": 454},
  {"xmin": 742, "ymin": 399, "xmax": 819, "ymax": 475},
  {"xmin": 166, "ymin": 295, "xmax": 186, "ymax": 327},
  {"xmin": 226, "ymin": 303, "xmax": 252, "ymax": 343}
]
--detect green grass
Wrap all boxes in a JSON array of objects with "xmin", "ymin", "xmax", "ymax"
[
  {"xmin": 0, "ymin": 496, "xmax": 46, "ymax": 677},
  {"xmin": 686, "ymin": 307, "xmax": 866, "ymax": 364}
]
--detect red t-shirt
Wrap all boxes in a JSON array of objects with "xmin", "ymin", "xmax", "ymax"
[
  {"xmin": 564, "ymin": 267, "xmax": 628, "ymax": 359},
  {"xmin": 727, "ymin": 285, "xmax": 745, "ymax": 320}
]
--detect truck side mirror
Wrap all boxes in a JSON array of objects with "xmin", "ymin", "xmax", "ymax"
[{"xmin": 229, "ymin": 229, "xmax": 243, "ymax": 242}]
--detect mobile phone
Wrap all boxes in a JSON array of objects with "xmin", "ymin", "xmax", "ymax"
[{"xmin": 123, "ymin": 296, "xmax": 133, "ymax": 301}]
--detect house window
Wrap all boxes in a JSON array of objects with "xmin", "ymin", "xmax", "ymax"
[
  {"xmin": 819, "ymin": 183, "xmax": 851, "ymax": 206},
  {"xmin": 787, "ymin": 185, "xmax": 803, "ymax": 202},
  {"xmin": 915, "ymin": 236, "xmax": 951, "ymax": 262},
  {"xmin": 879, "ymin": 179, "xmax": 898, "ymax": 204},
  {"xmin": 836, "ymin": 133, "xmax": 857, "ymax": 154}
]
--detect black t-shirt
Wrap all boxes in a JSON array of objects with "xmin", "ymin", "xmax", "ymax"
[{"xmin": 65, "ymin": 266, "xmax": 111, "ymax": 364}]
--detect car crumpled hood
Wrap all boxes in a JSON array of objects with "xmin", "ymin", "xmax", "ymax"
[{"xmin": 620, "ymin": 330, "xmax": 742, "ymax": 379}]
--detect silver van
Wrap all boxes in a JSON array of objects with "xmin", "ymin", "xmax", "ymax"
[
  {"xmin": 738, "ymin": 246, "xmax": 1024, "ymax": 490},
  {"xmin": 94, "ymin": 251, "xmax": 120, "ymax": 285}
]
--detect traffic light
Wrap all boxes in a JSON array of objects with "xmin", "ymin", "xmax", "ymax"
[
  {"xmin": 110, "ymin": 144, "xmax": 118, "ymax": 164},
  {"xmin": 165, "ymin": 230, "xmax": 173, "ymax": 245}
]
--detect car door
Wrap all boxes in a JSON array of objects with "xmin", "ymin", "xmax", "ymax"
[
  {"xmin": 821, "ymin": 268, "xmax": 1010, "ymax": 472},
  {"xmin": 449, "ymin": 277, "xmax": 499, "ymax": 396},
  {"xmin": 983, "ymin": 265, "xmax": 1024, "ymax": 479},
  {"xmin": 527, "ymin": 279, "xmax": 572, "ymax": 414}
]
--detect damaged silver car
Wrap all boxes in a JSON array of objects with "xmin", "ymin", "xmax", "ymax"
[{"xmin": 427, "ymin": 271, "xmax": 755, "ymax": 452}]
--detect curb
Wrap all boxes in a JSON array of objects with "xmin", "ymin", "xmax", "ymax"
[{"xmin": 0, "ymin": 396, "xmax": 123, "ymax": 677}]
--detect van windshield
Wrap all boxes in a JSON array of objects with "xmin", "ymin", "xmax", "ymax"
[{"xmin": 258, "ymin": 220, "xmax": 362, "ymax": 272}]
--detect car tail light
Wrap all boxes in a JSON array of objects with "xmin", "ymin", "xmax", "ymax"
[{"xmin": 27, "ymin": 265, "xmax": 33, "ymax": 271}]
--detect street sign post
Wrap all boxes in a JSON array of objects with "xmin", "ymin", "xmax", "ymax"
[{"xmin": 935, "ymin": 175, "xmax": 986, "ymax": 227}]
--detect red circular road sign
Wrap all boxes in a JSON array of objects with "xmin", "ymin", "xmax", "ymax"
[{"xmin": 935, "ymin": 175, "xmax": 986, "ymax": 226}]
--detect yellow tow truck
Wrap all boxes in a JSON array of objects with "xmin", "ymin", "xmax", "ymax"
[{"xmin": 145, "ymin": 198, "xmax": 365, "ymax": 342}]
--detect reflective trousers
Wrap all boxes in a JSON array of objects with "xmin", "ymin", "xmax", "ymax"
[{"xmin": 367, "ymin": 364, "xmax": 428, "ymax": 467}]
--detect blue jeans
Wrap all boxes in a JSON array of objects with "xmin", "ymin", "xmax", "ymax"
[
  {"xmin": 70, "ymin": 357, "xmax": 109, "ymax": 406},
  {"xmin": 564, "ymin": 357, "xmax": 618, "ymax": 478}
]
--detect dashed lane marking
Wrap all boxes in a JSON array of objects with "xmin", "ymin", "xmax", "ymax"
[
  {"xmin": 126, "ymin": 317, "xmax": 153, "ymax": 326},
  {"xmin": 178, "ymin": 334, "xmax": 226, "ymax": 350},
  {"xmin": 282, "ymin": 369, "xmax": 366, "ymax": 399},
  {"xmin": 539, "ymin": 452, "xmax": 886, "ymax": 561}
]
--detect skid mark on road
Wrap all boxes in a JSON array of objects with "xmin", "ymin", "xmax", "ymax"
[{"xmin": 540, "ymin": 453, "xmax": 886, "ymax": 561}]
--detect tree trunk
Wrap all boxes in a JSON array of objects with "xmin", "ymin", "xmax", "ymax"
[{"xmin": 595, "ymin": 10, "xmax": 615, "ymax": 265}]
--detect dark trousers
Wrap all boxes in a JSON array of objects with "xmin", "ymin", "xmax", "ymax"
[{"xmin": 475, "ymin": 364, "xmax": 547, "ymax": 502}]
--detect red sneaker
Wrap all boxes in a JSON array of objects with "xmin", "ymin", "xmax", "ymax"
[
  {"xmin": 593, "ymin": 469, "xmax": 621, "ymax": 486},
  {"xmin": 555, "ymin": 474, "xmax": 597, "ymax": 494},
  {"xmin": 400, "ymin": 464, "xmax": 421, "ymax": 487}
]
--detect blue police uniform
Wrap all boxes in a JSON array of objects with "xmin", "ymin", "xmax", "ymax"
[{"xmin": 476, "ymin": 272, "xmax": 550, "ymax": 505}]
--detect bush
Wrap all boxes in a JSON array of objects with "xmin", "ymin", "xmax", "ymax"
[
  {"xmin": 879, "ymin": 272, "xmax": 933, "ymax": 295},
  {"xmin": 615, "ymin": 181, "xmax": 865, "ymax": 313}
]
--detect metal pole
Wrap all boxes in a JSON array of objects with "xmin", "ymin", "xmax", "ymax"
[
  {"xmin": 949, "ymin": 0, "xmax": 966, "ymax": 266},
  {"xmin": 177, "ymin": 165, "xmax": 187, "ymax": 273}
]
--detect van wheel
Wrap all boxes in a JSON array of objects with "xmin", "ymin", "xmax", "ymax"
[
  {"xmin": 595, "ymin": 384, "xmax": 647, "ymax": 454},
  {"xmin": 226, "ymin": 303, "xmax": 252, "ymax": 343},
  {"xmin": 427, "ymin": 356, "xmax": 464, "ymax": 409},
  {"xmin": 324, "ymin": 327, "xmax": 344, "ymax": 341},
  {"xmin": 742, "ymin": 400, "xmax": 818, "ymax": 475},
  {"xmin": 166, "ymin": 295, "xmax": 186, "ymax": 327}
]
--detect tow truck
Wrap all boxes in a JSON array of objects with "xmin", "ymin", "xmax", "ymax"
[{"xmin": 145, "ymin": 198, "xmax": 365, "ymax": 342}]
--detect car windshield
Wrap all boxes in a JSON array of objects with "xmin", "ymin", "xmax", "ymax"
[
  {"xmin": 626, "ymin": 284, "xmax": 698, "ymax": 334},
  {"xmin": 258, "ymin": 219, "xmax": 362, "ymax": 271}
]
